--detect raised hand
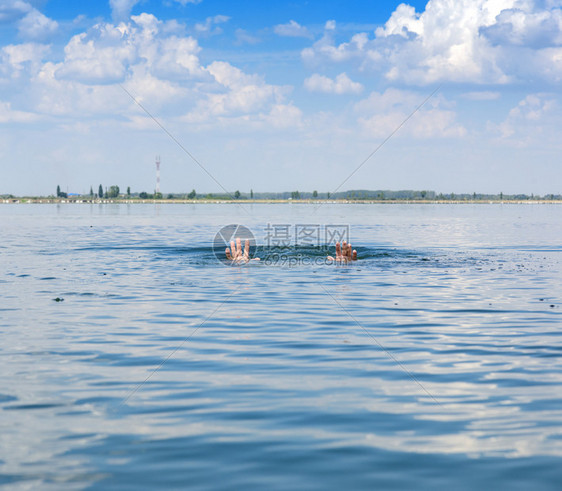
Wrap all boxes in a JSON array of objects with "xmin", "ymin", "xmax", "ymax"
[
  {"xmin": 328, "ymin": 241, "xmax": 357, "ymax": 263},
  {"xmin": 225, "ymin": 237, "xmax": 260, "ymax": 264}
]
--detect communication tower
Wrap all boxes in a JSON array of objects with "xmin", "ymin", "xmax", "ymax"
[{"xmin": 155, "ymin": 156, "xmax": 161, "ymax": 194}]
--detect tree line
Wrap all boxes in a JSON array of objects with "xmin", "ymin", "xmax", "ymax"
[{"xmin": 49, "ymin": 186, "xmax": 562, "ymax": 202}]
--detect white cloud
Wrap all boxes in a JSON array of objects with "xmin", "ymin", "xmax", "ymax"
[
  {"xmin": 302, "ymin": 21, "xmax": 369, "ymax": 64},
  {"xmin": 0, "ymin": 100, "xmax": 38, "ymax": 122},
  {"xmin": 109, "ymin": 0, "xmax": 140, "ymax": 22},
  {"xmin": 0, "ymin": 2, "xmax": 59, "ymax": 41},
  {"xmin": 53, "ymin": 14, "xmax": 206, "ymax": 86},
  {"xmin": 234, "ymin": 28, "xmax": 260, "ymax": 45},
  {"xmin": 1, "ymin": 42, "xmax": 50, "ymax": 79},
  {"xmin": 375, "ymin": 3, "xmax": 422, "ymax": 38},
  {"xmin": 194, "ymin": 15, "xmax": 230, "ymax": 35},
  {"xmin": 482, "ymin": 6, "xmax": 562, "ymax": 47},
  {"xmin": 54, "ymin": 23, "xmax": 137, "ymax": 84},
  {"xmin": 263, "ymin": 103, "xmax": 303, "ymax": 128},
  {"xmin": 17, "ymin": 8, "xmax": 58, "ymax": 40},
  {"xmin": 274, "ymin": 20, "xmax": 311, "ymax": 38},
  {"xmin": 0, "ymin": 0, "xmax": 32, "ymax": 24},
  {"xmin": 0, "ymin": 13, "xmax": 289, "ymax": 128},
  {"xmin": 193, "ymin": 61, "xmax": 288, "ymax": 117},
  {"xmin": 355, "ymin": 88, "xmax": 466, "ymax": 138},
  {"xmin": 304, "ymin": 72, "xmax": 363, "ymax": 94},
  {"xmin": 494, "ymin": 93, "xmax": 557, "ymax": 142},
  {"xmin": 301, "ymin": 0, "xmax": 562, "ymax": 85}
]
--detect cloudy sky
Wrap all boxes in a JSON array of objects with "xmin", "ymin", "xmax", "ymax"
[{"xmin": 1, "ymin": 0, "xmax": 561, "ymax": 196}]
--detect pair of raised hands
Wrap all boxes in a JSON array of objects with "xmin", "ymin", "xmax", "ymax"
[{"xmin": 225, "ymin": 238, "xmax": 357, "ymax": 263}]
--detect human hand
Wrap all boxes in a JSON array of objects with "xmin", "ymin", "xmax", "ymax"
[
  {"xmin": 327, "ymin": 241, "xmax": 357, "ymax": 263},
  {"xmin": 225, "ymin": 237, "xmax": 260, "ymax": 264}
]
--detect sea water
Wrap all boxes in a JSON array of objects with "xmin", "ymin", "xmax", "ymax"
[{"xmin": 1, "ymin": 203, "xmax": 561, "ymax": 490}]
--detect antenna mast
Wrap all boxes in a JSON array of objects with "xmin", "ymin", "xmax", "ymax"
[{"xmin": 155, "ymin": 156, "xmax": 161, "ymax": 194}]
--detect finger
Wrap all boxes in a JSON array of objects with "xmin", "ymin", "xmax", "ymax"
[
  {"xmin": 335, "ymin": 242, "xmax": 341, "ymax": 257},
  {"xmin": 327, "ymin": 256, "xmax": 334, "ymax": 262},
  {"xmin": 236, "ymin": 237, "xmax": 242, "ymax": 256},
  {"xmin": 347, "ymin": 242, "xmax": 352, "ymax": 259},
  {"xmin": 352, "ymin": 249, "xmax": 357, "ymax": 261},
  {"xmin": 225, "ymin": 247, "xmax": 232, "ymax": 260},
  {"xmin": 244, "ymin": 239, "xmax": 250, "ymax": 259},
  {"xmin": 230, "ymin": 240, "xmax": 236, "ymax": 257}
]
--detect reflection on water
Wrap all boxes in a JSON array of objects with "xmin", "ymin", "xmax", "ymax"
[{"xmin": 0, "ymin": 203, "xmax": 561, "ymax": 489}]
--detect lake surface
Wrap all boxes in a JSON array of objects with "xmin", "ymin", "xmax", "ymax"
[{"xmin": 1, "ymin": 203, "xmax": 561, "ymax": 490}]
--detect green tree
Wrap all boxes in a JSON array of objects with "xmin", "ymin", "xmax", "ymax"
[
  {"xmin": 107, "ymin": 185, "xmax": 120, "ymax": 198},
  {"xmin": 139, "ymin": 192, "xmax": 148, "ymax": 199},
  {"xmin": 500, "ymin": 192, "xmax": 503, "ymax": 200},
  {"xmin": 126, "ymin": 186, "xmax": 130, "ymax": 197},
  {"xmin": 56, "ymin": 185, "xmax": 61, "ymax": 197},
  {"xmin": 98, "ymin": 184, "xmax": 103, "ymax": 198},
  {"xmin": 187, "ymin": 189, "xmax": 196, "ymax": 199},
  {"xmin": 90, "ymin": 186, "xmax": 94, "ymax": 198},
  {"xmin": 312, "ymin": 190, "xmax": 318, "ymax": 198},
  {"xmin": 234, "ymin": 190, "xmax": 241, "ymax": 199},
  {"xmin": 250, "ymin": 189, "xmax": 254, "ymax": 199},
  {"xmin": 327, "ymin": 192, "xmax": 331, "ymax": 199},
  {"xmin": 291, "ymin": 191, "xmax": 300, "ymax": 200},
  {"xmin": 154, "ymin": 192, "xmax": 163, "ymax": 199}
]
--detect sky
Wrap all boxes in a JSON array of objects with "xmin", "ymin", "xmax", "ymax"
[{"xmin": 1, "ymin": 0, "xmax": 562, "ymax": 196}]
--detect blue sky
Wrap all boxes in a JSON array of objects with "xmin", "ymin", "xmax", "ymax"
[{"xmin": 1, "ymin": 0, "xmax": 561, "ymax": 196}]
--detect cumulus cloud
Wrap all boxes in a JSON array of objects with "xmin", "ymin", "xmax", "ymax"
[
  {"xmin": 55, "ymin": 23, "xmax": 137, "ymax": 84},
  {"xmin": 495, "ymin": 93, "xmax": 557, "ymax": 141},
  {"xmin": 191, "ymin": 61, "xmax": 289, "ymax": 117},
  {"xmin": 0, "ymin": 0, "xmax": 32, "ymax": 24},
  {"xmin": 109, "ymin": 0, "xmax": 140, "ymax": 22},
  {"xmin": 302, "ymin": 21, "xmax": 369, "ymax": 64},
  {"xmin": 354, "ymin": 89, "xmax": 466, "ymax": 138},
  {"xmin": 0, "ymin": 1, "xmax": 58, "ymax": 40},
  {"xmin": 53, "ymin": 14, "xmax": 207, "ymax": 86},
  {"xmin": 301, "ymin": 0, "xmax": 562, "ymax": 85},
  {"xmin": 0, "ymin": 12, "xmax": 289, "ymax": 127},
  {"xmin": 17, "ymin": 8, "xmax": 58, "ymax": 40},
  {"xmin": 1, "ymin": 42, "xmax": 50, "ymax": 79},
  {"xmin": 274, "ymin": 20, "xmax": 311, "ymax": 38},
  {"xmin": 304, "ymin": 72, "xmax": 363, "ymax": 94},
  {"xmin": 482, "ymin": 7, "xmax": 562, "ymax": 47}
]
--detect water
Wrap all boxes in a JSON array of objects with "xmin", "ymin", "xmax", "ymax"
[{"xmin": 1, "ymin": 203, "xmax": 561, "ymax": 490}]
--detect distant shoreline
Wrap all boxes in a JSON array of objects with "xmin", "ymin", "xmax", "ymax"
[{"xmin": 2, "ymin": 198, "xmax": 562, "ymax": 205}]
